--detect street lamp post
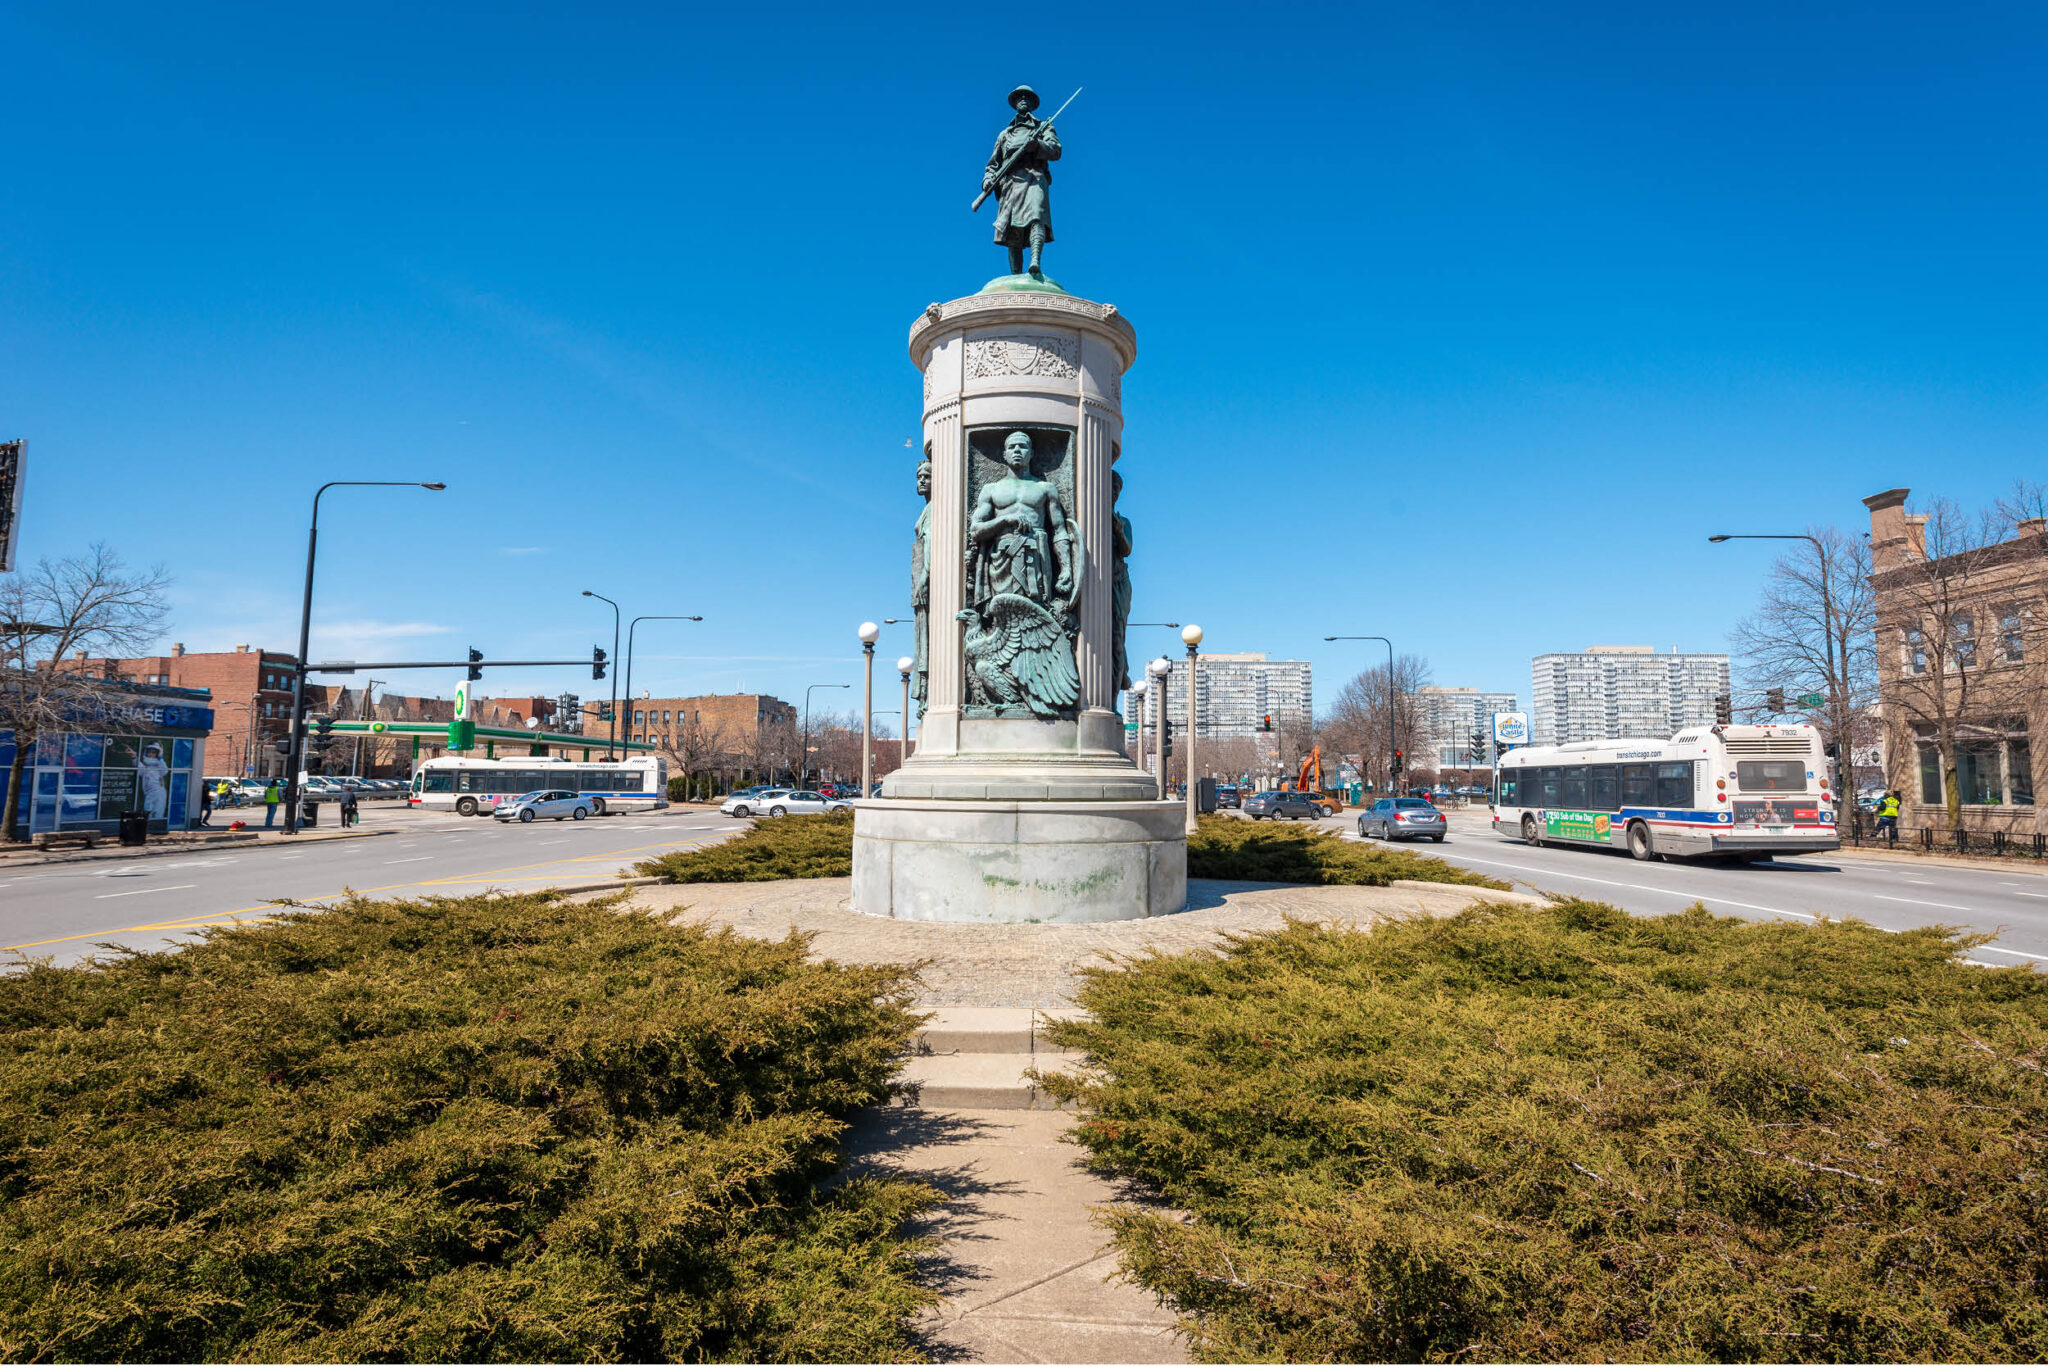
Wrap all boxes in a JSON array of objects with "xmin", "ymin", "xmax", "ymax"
[
  {"xmin": 858, "ymin": 622, "xmax": 880, "ymax": 798},
  {"xmin": 896, "ymin": 655, "xmax": 915, "ymax": 767},
  {"xmin": 581, "ymin": 590, "xmax": 621, "ymax": 759},
  {"xmin": 1148, "ymin": 656, "xmax": 1171, "ymax": 800},
  {"xmin": 622, "ymin": 613, "xmax": 704, "ymax": 753},
  {"xmin": 803, "ymin": 683, "xmax": 850, "ymax": 788},
  {"xmin": 1324, "ymin": 634, "xmax": 1396, "ymax": 796},
  {"xmin": 283, "ymin": 480, "xmax": 445, "ymax": 834},
  {"xmin": 1182, "ymin": 625, "xmax": 1202, "ymax": 834},
  {"xmin": 1709, "ymin": 532, "xmax": 1846, "ymax": 817}
]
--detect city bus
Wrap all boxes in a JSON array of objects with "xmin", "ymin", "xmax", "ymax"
[
  {"xmin": 1492, "ymin": 723, "xmax": 1838, "ymax": 863},
  {"xmin": 409, "ymin": 754, "xmax": 668, "ymax": 817}
]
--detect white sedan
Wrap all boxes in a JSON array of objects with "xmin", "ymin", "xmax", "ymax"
[{"xmin": 720, "ymin": 789, "xmax": 851, "ymax": 818}]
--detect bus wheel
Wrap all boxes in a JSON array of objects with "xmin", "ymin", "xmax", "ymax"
[
  {"xmin": 457, "ymin": 798, "xmax": 478, "ymax": 817},
  {"xmin": 1627, "ymin": 822, "xmax": 1655, "ymax": 861},
  {"xmin": 591, "ymin": 798, "xmax": 606, "ymax": 816},
  {"xmin": 1521, "ymin": 815, "xmax": 1540, "ymax": 846}
]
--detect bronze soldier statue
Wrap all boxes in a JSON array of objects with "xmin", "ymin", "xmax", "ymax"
[{"xmin": 983, "ymin": 85, "xmax": 1062, "ymax": 278}]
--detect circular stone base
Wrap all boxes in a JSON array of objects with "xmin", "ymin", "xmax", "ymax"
[
  {"xmin": 979, "ymin": 271, "xmax": 1068, "ymax": 294},
  {"xmin": 853, "ymin": 799, "xmax": 1187, "ymax": 923}
]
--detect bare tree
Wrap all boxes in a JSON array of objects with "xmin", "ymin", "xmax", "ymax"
[
  {"xmin": 1, "ymin": 546, "xmax": 172, "ymax": 842},
  {"xmin": 1320, "ymin": 654, "xmax": 1431, "ymax": 792},
  {"xmin": 1875, "ymin": 498, "xmax": 2039, "ymax": 828},
  {"xmin": 1729, "ymin": 525, "xmax": 1878, "ymax": 795},
  {"xmin": 657, "ymin": 711, "xmax": 729, "ymax": 799}
]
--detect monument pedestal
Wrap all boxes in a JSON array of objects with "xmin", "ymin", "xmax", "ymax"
[{"xmin": 852, "ymin": 285, "xmax": 1186, "ymax": 923}]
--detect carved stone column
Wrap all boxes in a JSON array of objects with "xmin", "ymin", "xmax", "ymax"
[{"xmin": 852, "ymin": 288, "xmax": 1185, "ymax": 924}]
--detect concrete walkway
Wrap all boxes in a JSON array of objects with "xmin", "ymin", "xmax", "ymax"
[{"xmin": 613, "ymin": 875, "xmax": 1541, "ymax": 1363}]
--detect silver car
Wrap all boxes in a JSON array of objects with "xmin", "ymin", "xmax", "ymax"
[
  {"xmin": 493, "ymin": 789, "xmax": 596, "ymax": 823},
  {"xmin": 1358, "ymin": 797, "xmax": 1447, "ymax": 842}
]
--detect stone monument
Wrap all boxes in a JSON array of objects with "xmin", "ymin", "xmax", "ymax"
[{"xmin": 850, "ymin": 86, "xmax": 1186, "ymax": 924}]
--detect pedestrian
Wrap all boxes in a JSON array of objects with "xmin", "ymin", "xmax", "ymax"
[
  {"xmin": 264, "ymin": 778, "xmax": 282, "ymax": 828},
  {"xmin": 216, "ymin": 778, "xmax": 234, "ymax": 808},
  {"xmin": 199, "ymin": 782, "xmax": 214, "ymax": 827},
  {"xmin": 341, "ymin": 786, "xmax": 359, "ymax": 828},
  {"xmin": 1876, "ymin": 789, "xmax": 1901, "ymax": 844}
]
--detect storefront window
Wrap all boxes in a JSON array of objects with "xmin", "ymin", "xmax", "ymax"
[
  {"xmin": 1919, "ymin": 743, "xmax": 1942, "ymax": 805},
  {"xmin": 2013, "ymin": 740, "xmax": 2036, "ymax": 807},
  {"xmin": 1957, "ymin": 742, "xmax": 2002, "ymax": 805}
]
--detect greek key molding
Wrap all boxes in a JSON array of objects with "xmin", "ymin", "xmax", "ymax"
[{"xmin": 964, "ymin": 333, "xmax": 1079, "ymax": 381}]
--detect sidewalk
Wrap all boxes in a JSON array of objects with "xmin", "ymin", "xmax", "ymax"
[
  {"xmin": 0, "ymin": 823, "xmax": 393, "ymax": 868},
  {"xmin": 610, "ymin": 874, "xmax": 1544, "ymax": 1364}
]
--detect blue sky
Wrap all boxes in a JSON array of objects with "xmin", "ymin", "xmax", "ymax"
[{"xmin": 4, "ymin": 1, "xmax": 2043, "ymax": 721}]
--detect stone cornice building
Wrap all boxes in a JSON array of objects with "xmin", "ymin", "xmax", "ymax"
[{"xmin": 1865, "ymin": 487, "xmax": 2045, "ymax": 834}]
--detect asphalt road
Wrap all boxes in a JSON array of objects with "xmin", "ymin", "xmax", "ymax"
[
  {"xmin": 1326, "ymin": 808, "xmax": 2048, "ymax": 968},
  {"xmin": 2, "ymin": 805, "xmax": 743, "ymax": 966}
]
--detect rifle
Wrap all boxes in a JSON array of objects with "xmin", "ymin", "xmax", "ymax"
[{"xmin": 971, "ymin": 87, "xmax": 1082, "ymax": 212}]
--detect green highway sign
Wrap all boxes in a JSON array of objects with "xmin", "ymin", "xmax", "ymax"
[{"xmin": 1797, "ymin": 693, "xmax": 1826, "ymax": 708}]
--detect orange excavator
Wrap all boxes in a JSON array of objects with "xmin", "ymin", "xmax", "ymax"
[{"xmin": 1282, "ymin": 746, "xmax": 1339, "ymax": 814}]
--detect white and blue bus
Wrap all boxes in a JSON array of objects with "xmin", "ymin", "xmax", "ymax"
[
  {"xmin": 409, "ymin": 754, "xmax": 668, "ymax": 817},
  {"xmin": 1492, "ymin": 723, "xmax": 1839, "ymax": 863}
]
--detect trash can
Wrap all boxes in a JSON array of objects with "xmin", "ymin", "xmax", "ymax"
[
  {"xmin": 118, "ymin": 810, "xmax": 149, "ymax": 846},
  {"xmin": 299, "ymin": 799, "xmax": 320, "ymax": 828}
]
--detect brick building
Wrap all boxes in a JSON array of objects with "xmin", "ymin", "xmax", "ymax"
[
  {"xmin": 57, "ymin": 643, "xmax": 299, "ymax": 777},
  {"xmin": 1866, "ymin": 488, "xmax": 2045, "ymax": 835},
  {"xmin": 58, "ymin": 645, "xmax": 573, "ymax": 779},
  {"xmin": 612, "ymin": 693, "xmax": 799, "ymax": 785}
]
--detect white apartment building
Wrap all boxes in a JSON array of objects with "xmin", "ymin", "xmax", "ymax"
[
  {"xmin": 1530, "ymin": 646, "xmax": 1730, "ymax": 745},
  {"xmin": 1417, "ymin": 686, "xmax": 1520, "ymax": 769},
  {"xmin": 1124, "ymin": 652, "xmax": 1312, "ymax": 740}
]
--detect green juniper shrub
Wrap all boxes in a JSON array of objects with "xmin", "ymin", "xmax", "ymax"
[
  {"xmin": 0, "ymin": 891, "xmax": 938, "ymax": 1363},
  {"xmin": 1039, "ymin": 900, "xmax": 2048, "ymax": 1363},
  {"xmin": 1187, "ymin": 814, "xmax": 1506, "ymax": 888},
  {"xmin": 639, "ymin": 810, "xmax": 855, "ymax": 883}
]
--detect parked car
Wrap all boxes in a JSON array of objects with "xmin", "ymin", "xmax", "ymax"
[
  {"xmin": 1243, "ymin": 790, "xmax": 1325, "ymax": 821},
  {"xmin": 765, "ymin": 790, "xmax": 852, "ymax": 816},
  {"xmin": 1358, "ymin": 797, "xmax": 1447, "ymax": 842},
  {"xmin": 493, "ymin": 789, "xmax": 597, "ymax": 823},
  {"xmin": 1213, "ymin": 784, "xmax": 1241, "ymax": 810}
]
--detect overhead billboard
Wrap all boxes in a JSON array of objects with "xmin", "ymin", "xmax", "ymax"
[
  {"xmin": 1492, "ymin": 710, "xmax": 1530, "ymax": 747},
  {"xmin": 0, "ymin": 439, "xmax": 23, "ymax": 573}
]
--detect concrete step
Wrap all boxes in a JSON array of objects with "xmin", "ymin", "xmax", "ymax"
[
  {"xmin": 895, "ymin": 1050, "xmax": 1081, "ymax": 1111},
  {"xmin": 898, "ymin": 1007, "xmax": 1090, "ymax": 1110},
  {"xmin": 914, "ymin": 1006, "xmax": 1086, "ymax": 1056}
]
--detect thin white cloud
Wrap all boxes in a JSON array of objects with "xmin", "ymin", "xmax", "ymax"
[{"xmin": 307, "ymin": 620, "xmax": 457, "ymax": 659}]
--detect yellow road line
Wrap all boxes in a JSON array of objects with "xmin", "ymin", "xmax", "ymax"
[{"xmin": 1, "ymin": 833, "xmax": 716, "ymax": 954}]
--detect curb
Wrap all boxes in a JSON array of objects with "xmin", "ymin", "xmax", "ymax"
[
  {"xmin": 540, "ymin": 875, "xmax": 666, "ymax": 897},
  {"xmin": 0, "ymin": 828, "xmax": 396, "ymax": 868}
]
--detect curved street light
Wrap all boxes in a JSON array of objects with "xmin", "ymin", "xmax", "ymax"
[
  {"xmin": 1709, "ymin": 532, "xmax": 1845, "ymax": 814},
  {"xmin": 283, "ymin": 480, "xmax": 445, "ymax": 833},
  {"xmin": 622, "ymin": 614, "xmax": 704, "ymax": 746}
]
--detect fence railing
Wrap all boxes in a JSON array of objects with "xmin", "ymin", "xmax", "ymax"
[{"xmin": 1843, "ymin": 812, "xmax": 2048, "ymax": 859}]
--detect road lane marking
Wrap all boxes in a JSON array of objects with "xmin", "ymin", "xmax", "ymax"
[
  {"xmin": 1873, "ymin": 894, "xmax": 1975, "ymax": 912},
  {"xmin": 94, "ymin": 884, "xmax": 196, "ymax": 900},
  {"xmin": 383, "ymin": 856, "xmax": 433, "ymax": 865},
  {"xmin": 2011, "ymin": 892, "xmax": 2048, "ymax": 900},
  {"xmin": 1976, "ymin": 945, "xmax": 2048, "ymax": 962},
  {"xmin": 1431, "ymin": 853, "xmax": 1819, "ymax": 920},
  {"xmin": 1, "ymin": 833, "xmax": 729, "ymax": 953}
]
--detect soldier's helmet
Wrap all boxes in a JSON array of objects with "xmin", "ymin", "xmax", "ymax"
[{"xmin": 1007, "ymin": 85, "xmax": 1040, "ymax": 112}]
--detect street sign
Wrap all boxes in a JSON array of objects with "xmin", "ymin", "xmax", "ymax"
[{"xmin": 1797, "ymin": 693, "xmax": 1825, "ymax": 708}]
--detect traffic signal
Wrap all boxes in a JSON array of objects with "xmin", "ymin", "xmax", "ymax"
[
  {"xmin": 1392, "ymin": 749, "xmax": 1404, "ymax": 775},
  {"xmin": 313, "ymin": 716, "xmax": 334, "ymax": 738},
  {"xmin": 1715, "ymin": 693, "xmax": 1733, "ymax": 725},
  {"xmin": 592, "ymin": 646, "xmax": 608, "ymax": 680},
  {"xmin": 1259, "ymin": 714, "xmax": 1273, "ymax": 732},
  {"xmin": 597, "ymin": 702, "xmax": 613, "ymax": 722},
  {"xmin": 273, "ymin": 738, "xmax": 292, "ymax": 755},
  {"xmin": 1162, "ymin": 719, "xmax": 1174, "ymax": 759},
  {"xmin": 1765, "ymin": 687, "xmax": 1785, "ymax": 713},
  {"xmin": 468, "ymin": 647, "xmax": 484, "ymax": 682}
]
